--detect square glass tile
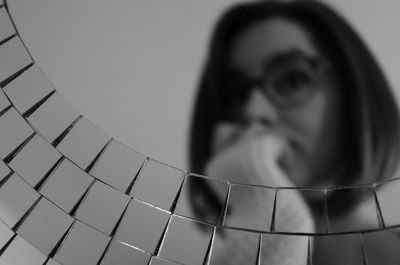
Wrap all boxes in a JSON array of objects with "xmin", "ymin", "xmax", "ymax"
[
  {"xmin": 75, "ymin": 181, "xmax": 129, "ymax": 235},
  {"xmin": 362, "ymin": 229, "xmax": 400, "ymax": 265},
  {"xmin": 224, "ymin": 184, "xmax": 275, "ymax": 231},
  {"xmin": 54, "ymin": 221, "xmax": 110, "ymax": 265},
  {"xmin": 326, "ymin": 187, "xmax": 379, "ymax": 232},
  {"xmin": 312, "ymin": 234, "xmax": 364, "ymax": 265},
  {"xmin": 114, "ymin": 199, "xmax": 170, "ymax": 254},
  {"xmin": 0, "ymin": 236, "xmax": 47, "ymax": 265},
  {"xmin": 174, "ymin": 174, "xmax": 228, "ymax": 225},
  {"xmin": 27, "ymin": 92, "xmax": 79, "ymax": 143},
  {"xmin": 0, "ymin": 107, "xmax": 33, "ymax": 159},
  {"xmin": 0, "ymin": 89, "xmax": 10, "ymax": 113},
  {"xmin": 131, "ymin": 159, "xmax": 185, "ymax": 211},
  {"xmin": 149, "ymin": 257, "xmax": 181, "ymax": 265},
  {"xmin": 275, "ymin": 189, "xmax": 325, "ymax": 233},
  {"xmin": 376, "ymin": 179, "xmax": 400, "ymax": 226},
  {"xmin": 261, "ymin": 234, "xmax": 308, "ymax": 265},
  {"xmin": 0, "ymin": 220, "xmax": 14, "ymax": 249},
  {"xmin": 90, "ymin": 140, "xmax": 145, "ymax": 192},
  {"xmin": 0, "ymin": 173, "xmax": 40, "ymax": 228},
  {"xmin": 39, "ymin": 158, "xmax": 94, "ymax": 213},
  {"xmin": 158, "ymin": 215, "xmax": 214, "ymax": 265},
  {"xmin": 0, "ymin": 159, "xmax": 10, "ymax": 182},
  {"xmin": 17, "ymin": 197, "xmax": 74, "ymax": 255},
  {"xmin": 45, "ymin": 259, "xmax": 62, "ymax": 265},
  {"xmin": 0, "ymin": 7, "xmax": 15, "ymax": 42},
  {"xmin": 100, "ymin": 240, "xmax": 151, "ymax": 265},
  {"xmin": 9, "ymin": 134, "xmax": 61, "ymax": 187},
  {"xmin": 57, "ymin": 117, "xmax": 110, "ymax": 170},
  {"xmin": 3, "ymin": 64, "xmax": 54, "ymax": 114},
  {"xmin": 209, "ymin": 228, "xmax": 259, "ymax": 265},
  {"xmin": 0, "ymin": 36, "xmax": 32, "ymax": 83}
]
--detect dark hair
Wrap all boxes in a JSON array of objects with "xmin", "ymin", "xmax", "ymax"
[{"xmin": 188, "ymin": 0, "xmax": 400, "ymax": 219}]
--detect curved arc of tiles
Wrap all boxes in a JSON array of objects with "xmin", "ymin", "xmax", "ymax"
[{"xmin": 0, "ymin": 0, "xmax": 400, "ymax": 264}]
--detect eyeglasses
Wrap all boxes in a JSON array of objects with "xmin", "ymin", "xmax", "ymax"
[{"xmin": 218, "ymin": 56, "xmax": 333, "ymax": 121}]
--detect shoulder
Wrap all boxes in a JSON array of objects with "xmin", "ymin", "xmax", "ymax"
[
  {"xmin": 313, "ymin": 202, "xmax": 400, "ymax": 265},
  {"xmin": 362, "ymin": 229, "xmax": 400, "ymax": 264},
  {"xmin": 313, "ymin": 229, "xmax": 400, "ymax": 265}
]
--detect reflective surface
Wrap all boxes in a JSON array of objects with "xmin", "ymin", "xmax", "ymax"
[
  {"xmin": 0, "ymin": 35, "xmax": 32, "ymax": 82},
  {"xmin": 3, "ymin": 64, "xmax": 54, "ymax": 115},
  {"xmin": 56, "ymin": 117, "xmax": 110, "ymax": 170},
  {"xmin": 0, "ymin": 90, "xmax": 10, "ymax": 113},
  {"xmin": 0, "ymin": 7, "xmax": 14, "ymax": 41},
  {"xmin": 376, "ymin": 180, "xmax": 400, "ymax": 227},
  {"xmin": 362, "ymin": 229, "xmax": 400, "ymax": 265},
  {"xmin": 312, "ymin": 234, "xmax": 364, "ymax": 265},
  {"xmin": 261, "ymin": 234, "xmax": 308, "ymax": 265},
  {"xmin": 0, "ymin": 173, "xmax": 40, "ymax": 228},
  {"xmin": 39, "ymin": 158, "xmax": 94, "ymax": 213},
  {"xmin": 0, "ymin": 220, "xmax": 14, "ymax": 249},
  {"xmin": 0, "ymin": 236, "xmax": 47, "ymax": 265},
  {"xmin": 114, "ymin": 199, "xmax": 170, "ymax": 254},
  {"xmin": 100, "ymin": 240, "xmax": 151, "ymax": 265},
  {"xmin": 275, "ymin": 189, "xmax": 326, "ymax": 233},
  {"xmin": 0, "ymin": 1, "xmax": 400, "ymax": 265},
  {"xmin": 89, "ymin": 140, "xmax": 145, "ymax": 192},
  {"xmin": 74, "ymin": 181, "xmax": 129, "ymax": 235},
  {"xmin": 0, "ymin": 160, "xmax": 11, "ymax": 182},
  {"xmin": 158, "ymin": 215, "xmax": 214, "ymax": 265},
  {"xmin": 17, "ymin": 197, "xmax": 74, "ymax": 255},
  {"xmin": 0, "ymin": 107, "xmax": 33, "ymax": 159},
  {"xmin": 326, "ymin": 187, "xmax": 380, "ymax": 232},
  {"xmin": 7, "ymin": 0, "xmax": 400, "ymax": 171},
  {"xmin": 174, "ymin": 174, "xmax": 229, "ymax": 225},
  {"xmin": 209, "ymin": 228, "xmax": 259, "ymax": 265},
  {"xmin": 130, "ymin": 159, "xmax": 185, "ymax": 211},
  {"xmin": 27, "ymin": 92, "xmax": 80, "ymax": 143},
  {"xmin": 53, "ymin": 221, "xmax": 110, "ymax": 265},
  {"xmin": 225, "ymin": 184, "xmax": 275, "ymax": 231},
  {"xmin": 8, "ymin": 134, "xmax": 62, "ymax": 187}
]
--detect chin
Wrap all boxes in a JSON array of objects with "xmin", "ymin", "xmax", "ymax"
[{"xmin": 279, "ymin": 157, "xmax": 311, "ymax": 187}]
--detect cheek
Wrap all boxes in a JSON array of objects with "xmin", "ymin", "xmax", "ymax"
[
  {"xmin": 283, "ymin": 93, "xmax": 331, "ymax": 150},
  {"xmin": 279, "ymin": 91, "xmax": 343, "ymax": 185}
]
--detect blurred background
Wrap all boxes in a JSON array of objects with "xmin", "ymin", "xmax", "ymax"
[{"xmin": 8, "ymin": 0, "xmax": 400, "ymax": 170}]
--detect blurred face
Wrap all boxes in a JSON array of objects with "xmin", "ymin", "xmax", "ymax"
[{"xmin": 213, "ymin": 17, "xmax": 345, "ymax": 186}]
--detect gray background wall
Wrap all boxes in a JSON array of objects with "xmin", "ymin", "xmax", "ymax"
[{"xmin": 8, "ymin": 0, "xmax": 400, "ymax": 170}]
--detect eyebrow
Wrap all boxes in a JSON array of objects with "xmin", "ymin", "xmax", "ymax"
[
  {"xmin": 225, "ymin": 49, "xmax": 314, "ymax": 78},
  {"xmin": 263, "ymin": 49, "xmax": 313, "ymax": 72}
]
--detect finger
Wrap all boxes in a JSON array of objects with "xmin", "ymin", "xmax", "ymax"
[{"xmin": 212, "ymin": 122, "xmax": 241, "ymax": 154}]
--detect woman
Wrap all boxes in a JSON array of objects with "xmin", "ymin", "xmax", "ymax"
[{"xmin": 188, "ymin": 1, "xmax": 400, "ymax": 264}]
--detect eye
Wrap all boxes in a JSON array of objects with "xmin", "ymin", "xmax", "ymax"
[{"xmin": 268, "ymin": 67, "xmax": 315, "ymax": 103}]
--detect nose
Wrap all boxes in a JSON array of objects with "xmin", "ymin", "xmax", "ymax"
[{"xmin": 241, "ymin": 89, "xmax": 279, "ymax": 126}]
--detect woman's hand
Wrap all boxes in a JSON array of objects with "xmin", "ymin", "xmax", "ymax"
[
  {"xmin": 206, "ymin": 121, "xmax": 292, "ymax": 187},
  {"xmin": 205, "ymin": 122, "xmax": 314, "ymax": 265}
]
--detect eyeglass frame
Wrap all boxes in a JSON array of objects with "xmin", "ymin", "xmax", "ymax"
[{"xmin": 217, "ymin": 54, "xmax": 334, "ymax": 122}]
